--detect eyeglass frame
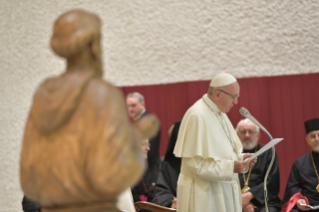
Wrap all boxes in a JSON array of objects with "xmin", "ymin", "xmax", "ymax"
[
  {"xmin": 218, "ymin": 89, "xmax": 240, "ymax": 101},
  {"xmin": 308, "ymin": 132, "xmax": 319, "ymax": 139},
  {"xmin": 238, "ymin": 130, "xmax": 258, "ymax": 135}
]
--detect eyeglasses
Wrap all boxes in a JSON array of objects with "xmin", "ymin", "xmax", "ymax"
[
  {"xmin": 238, "ymin": 130, "xmax": 257, "ymax": 135},
  {"xmin": 308, "ymin": 133, "xmax": 319, "ymax": 139},
  {"xmin": 218, "ymin": 89, "xmax": 239, "ymax": 101}
]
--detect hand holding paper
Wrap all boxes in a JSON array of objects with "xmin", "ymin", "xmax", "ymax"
[
  {"xmin": 244, "ymin": 153, "xmax": 257, "ymax": 166},
  {"xmin": 244, "ymin": 138, "xmax": 284, "ymax": 161},
  {"xmin": 300, "ymin": 203, "xmax": 319, "ymax": 210}
]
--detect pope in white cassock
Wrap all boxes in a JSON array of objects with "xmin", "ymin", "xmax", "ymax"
[{"xmin": 174, "ymin": 73, "xmax": 257, "ymax": 212}]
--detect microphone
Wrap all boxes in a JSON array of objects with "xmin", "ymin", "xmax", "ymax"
[
  {"xmin": 239, "ymin": 107, "xmax": 273, "ymax": 140},
  {"xmin": 239, "ymin": 107, "xmax": 275, "ymax": 212}
]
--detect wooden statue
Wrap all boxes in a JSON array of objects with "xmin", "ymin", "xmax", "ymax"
[{"xmin": 20, "ymin": 9, "xmax": 159, "ymax": 212}]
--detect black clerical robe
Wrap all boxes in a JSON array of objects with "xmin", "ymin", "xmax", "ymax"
[
  {"xmin": 282, "ymin": 151, "xmax": 319, "ymax": 212},
  {"xmin": 239, "ymin": 144, "xmax": 282, "ymax": 212},
  {"xmin": 131, "ymin": 166, "xmax": 155, "ymax": 212},
  {"xmin": 154, "ymin": 120, "xmax": 181, "ymax": 207},
  {"xmin": 141, "ymin": 110, "xmax": 161, "ymax": 184}
]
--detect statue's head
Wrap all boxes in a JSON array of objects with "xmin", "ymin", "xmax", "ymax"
[{"xmin": 50, "ymin": 9, "xmax": 101, "ymax": 61}]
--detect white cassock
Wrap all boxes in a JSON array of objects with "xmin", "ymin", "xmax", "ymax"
[
  {"xmin": 117, "ymin": 188, "xmax": 135, "ymax": 212},
  {"xmin": 174, "ymin": 94, "xmax": 245, "ymax": 212}
]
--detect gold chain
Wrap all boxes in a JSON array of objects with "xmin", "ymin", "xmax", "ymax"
[
  {"xmin": 241, "ymin": 144, "xmax": 258, "ymax": 193},
  {"xmin": 310, "ymin": 152, "xmax": 319, "ymax": 192},
  {"xmin": 311, "ymin": 152, "xmax": 319, "ymax": 182}
]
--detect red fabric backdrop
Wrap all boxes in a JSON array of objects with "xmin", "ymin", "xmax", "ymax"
[{"xmin": 121, "ymin": 72, "xmax": 319, "ymax": 199}]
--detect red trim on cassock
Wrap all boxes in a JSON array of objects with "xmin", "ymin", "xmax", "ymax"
[{"xmin": 281, "ymin": 192, "xmax": 309, "ymax": 212}]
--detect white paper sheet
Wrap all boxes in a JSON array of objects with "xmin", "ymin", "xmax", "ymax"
[
  {"xmin": 244, "ymin": 138, "xmax": 283, "ymax": 161},
  {"xmin": 300, "ymin": 203, "xmax": 319, "ymax": 210}
]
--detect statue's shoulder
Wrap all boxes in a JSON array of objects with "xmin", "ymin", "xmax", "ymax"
[
  {"xmin": 85, "ymin": 78, "xmax": 125, "ymax": 105},
  {"xmin": 87, "ymin": 78, "xmax": 120, "ymax": 95}
]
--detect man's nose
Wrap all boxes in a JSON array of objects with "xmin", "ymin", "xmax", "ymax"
[{"xmin": 233, "ymin": 98, "xmax": 238, "ymax": 104}]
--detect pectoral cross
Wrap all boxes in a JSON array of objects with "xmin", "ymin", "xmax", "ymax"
[{"xmin": 241, "ymin": 182, "xmax": 250, "ymax": 193}]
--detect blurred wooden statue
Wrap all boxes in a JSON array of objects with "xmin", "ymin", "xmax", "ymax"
[{"xmin": 20, "ymin": 9, "xmax": 159, "ymax": 212}]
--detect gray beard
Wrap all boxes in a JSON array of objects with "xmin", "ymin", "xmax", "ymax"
[
  {"xmin": 242, "ymin": 138, "xmax": 258, "ymax": 150},
  {"xmin": 312, "ymin": 143, "xmax": 319, "ymax": 152}
]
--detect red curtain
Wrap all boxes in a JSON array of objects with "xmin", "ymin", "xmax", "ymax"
[{"xmin": 121, "ymin": 72, "xmax": 319, "ymax": 199}]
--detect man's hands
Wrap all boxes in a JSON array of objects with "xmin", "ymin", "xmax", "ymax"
[
  {"xmin": 243, "ymin": 203, "xmax": 257, "ymax": 212},
  {"xmin": 296, "ymin": 199, "xmax": 311, "ymax": 211},
  {"xmin": 242, "ymin": 192, "xmax": 255, "ymax": 212},
  {"xmin": 170, "ymin": 197, "xmax": 177, "ymax": 209},
  {"xmin": 244, "ymin": 153, "xmax": 257, "ymax": 166},
  {"xmin": 242, "ymin": 192, "xmax": 254, "ymax": 208},
  {"xmin": 234, "ymin": 154, "xmax": 257, "ymax": 173},
  {"xmin": 234, "ymin": 160, "xmax": 250, "ymax": 173}
]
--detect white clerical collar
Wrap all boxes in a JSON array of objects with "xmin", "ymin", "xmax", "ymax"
[
  {"xmin": 134, "ymin": 109, "xmax": 146, "ymax": 121},
  {"xmin": 202, "ymin": 94, "xmax": 221, "ymax": 114}
]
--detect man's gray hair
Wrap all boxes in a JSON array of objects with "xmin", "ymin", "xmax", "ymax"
[
  {"xmin": 236, "ymin": 118, "xmax": 260, "ymax": 133},
  {"xmin": 208, "ymin": 86, "xmax": 227, "ymax": 96},
  {"xmin": 127, "ymin": 92, "xmax": 145, "ymax": 104}
]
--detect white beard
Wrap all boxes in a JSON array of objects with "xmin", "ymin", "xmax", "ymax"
[
  {"xmin": 242, "ymin": 138, "xmax": 258, "ymax": 150},
  {"xmin": 312, "ymin": 142, "xmax": 319, "ymax": 152}
]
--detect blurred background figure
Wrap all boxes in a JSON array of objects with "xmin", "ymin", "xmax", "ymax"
[
  {"xmin": 127, "ymin": 92, "xmax": 162, "ymax": 184},
  {"xmin": 131, "ymin": 139, "xmax": 157, "ymax": 212},
  {"xmin": 155, "ymin": 120, "xmax": 181, "ymax": 209}
]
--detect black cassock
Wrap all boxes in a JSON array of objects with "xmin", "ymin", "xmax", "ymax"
[
  {"xmin": 131, "ymin": 166, "xmax": 155, "ymax": 212},
  {"xmin": 153, "ymin": 120, "xmax": 181, "ymax": 207},
  {"xmin": 239, "ymin": 144, "xmax": 282, "ymax": 212},
  {"xmin": 282, "ymin": 151, "xmax": 319, "ymax": 212},
  {"xmin": 141, "ymin": 110, "xmax": 161, "ymax": 184}
]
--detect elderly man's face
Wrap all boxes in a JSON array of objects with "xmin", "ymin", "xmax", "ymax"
[
  {"xmin": 307, "ymin": 130, "xmax": 319, "ymax": 152},
  {"xmin": 126, "ymin": 97, "xmax": 145, "ymax": 119},
  {"xmin": 218, "ymin": 82, "xmax": 240, "ymax": 113},
  {"xmin": 237, "ymin": 121, "xmax": 260, "ymax": 150},
  {"xmin": 141, "ymin": 139, "xmax": 150, "ymax": 159}
]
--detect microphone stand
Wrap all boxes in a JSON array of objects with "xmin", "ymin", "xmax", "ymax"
[
  {"xmin": 240, "ymin": 108, "xmax": 275, "ymax": 212},
  {"xmin": 263, "ymin": 141, "xmax": 276, "ymax": 212},
  {"xmin": 253, "ymin": 121, "xmax": 275, "ymax": 212}
]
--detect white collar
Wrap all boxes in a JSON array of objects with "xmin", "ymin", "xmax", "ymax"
[
  {"xmin": 202, "ymin": 94, "xmax": 222, "ymax": 114},
  {"xmin": 134, "ymin": 109, "xmax": 146, "ymax": 121}
]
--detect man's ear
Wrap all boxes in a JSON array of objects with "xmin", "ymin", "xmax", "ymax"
[
  {"xmin": 306, "ymin": 135, "xmax": 312, "ymax": 147},
  {"xmin": 215, "ymin": 89, "xmax": 221, "ymax": 98}
]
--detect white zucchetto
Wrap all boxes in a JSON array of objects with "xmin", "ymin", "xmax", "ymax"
[{"xmin": 210, "ymin": 73, "xmax": 237, "ymax": 87}]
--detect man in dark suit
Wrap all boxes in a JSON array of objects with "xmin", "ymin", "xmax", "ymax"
[{"xmin": 126, "ymin": 92, "xmax": 161, "ymax": 184}]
